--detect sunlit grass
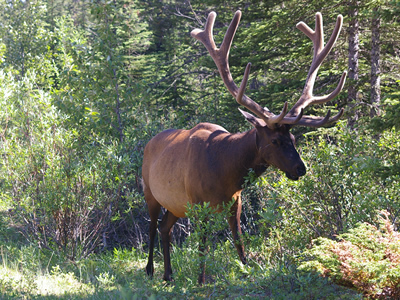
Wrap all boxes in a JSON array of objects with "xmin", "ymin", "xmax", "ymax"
[
  {"xmin": 0, "ymin": 264, "xmax": 94, "ymax": 297},
  {"xmin": 0, "ymin": 241, "xmax": 362, "ymax": 299},
  {"xmin": 0, "ymin": 204, "xmax": 361, "ymax": 299},
  {"xmin": 36, "ymin": 265, "xmax": 95, "ymax": 297}
]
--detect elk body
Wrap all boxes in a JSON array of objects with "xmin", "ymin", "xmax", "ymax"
[{"xmin": 142, "ymin": 11, "xmax": 347, "ymax": 284}]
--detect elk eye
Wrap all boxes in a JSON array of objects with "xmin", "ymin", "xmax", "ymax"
[{"xmin": 271, "ymin": 139, "xmax": 278, "ymax": 145}]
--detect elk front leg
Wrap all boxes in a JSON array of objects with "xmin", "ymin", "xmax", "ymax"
[
  {"xmin": 159, "ymin": 210, "xmax": 179, "ymax": 281},
  {"xmin": 228, "ymin": 196, "xmax": 247, "ymax": 264}
]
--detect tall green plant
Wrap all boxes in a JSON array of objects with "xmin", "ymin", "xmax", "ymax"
[{"xmin": 0, "ymin": 71, "xmax": 131, "ymax": 260}]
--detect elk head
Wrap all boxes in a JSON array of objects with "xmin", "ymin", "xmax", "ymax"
[{"xmin": 191, "ymin": 11, "xmax": 347, "ymax": 180}]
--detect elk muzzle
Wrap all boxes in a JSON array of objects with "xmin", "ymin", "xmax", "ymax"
[{"xmin": 285, "ymin": 162, "xmax": 306, "ymax": 181}]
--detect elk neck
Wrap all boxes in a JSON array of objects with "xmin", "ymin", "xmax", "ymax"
[{"xmin": 213, "ymin": 127, "xmax": 268, "ymax": 189}]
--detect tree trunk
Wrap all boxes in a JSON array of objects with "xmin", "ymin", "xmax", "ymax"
[
  {"xmin": 370, "ymin": 6, "xmax": 381, "ymax": 117},
  {"xmin": 347, "ymin": 1, "xmax": 360, "ymax": 127}
]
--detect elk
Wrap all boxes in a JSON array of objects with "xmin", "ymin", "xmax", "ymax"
[{"xmin": 142, "ymin": 10, "xmax": 346, "ymax": 284}]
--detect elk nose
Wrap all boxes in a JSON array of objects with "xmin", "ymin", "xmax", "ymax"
[{"xmin": 297, "ymin": 165, "xmax": 306, "ymax": 177}]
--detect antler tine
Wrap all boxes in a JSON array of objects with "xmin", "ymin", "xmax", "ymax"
[
  {"xmin": 283, "ymin": 108, "xmax": 304, "ymax": 125},
  {"xmin": 296, "ymin": 108, "xmax": 344, "ymax": 127},
  {"xmin": 190, "ymin": 11, "xmax": 241, "ymax": 98},
  {"xmin": 191, "ymin": 11, "xmax": 266, "ymax": 118},
  {"xmin": 191, "ymin": 10, "xmax": 302, "ymax": 128},
  {"xmin": 190, "ymin": 12, "xmax": 217, "ymax": 50},
  {"xmin": 288, "ymin": 13, "xmax": 347, "ymax": 127},
  {"xmin": 312, "ymin": 71, "xmax": 347, "ymax": 104},
  {"xmin": 238, "ymin": 62, "xmax": 296, "ymax": 127}
]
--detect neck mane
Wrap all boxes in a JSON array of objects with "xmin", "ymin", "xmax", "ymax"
[{"xmin": 214, "ymin": 128, "xmax": 268, "ymax": 190}]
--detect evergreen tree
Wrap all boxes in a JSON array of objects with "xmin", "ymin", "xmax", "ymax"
[
  {"xmin": 370, "ymin": 5, "xmax": 381, "ymax": 117},
  {"xmin": 0, "ymin": 0, "xmax": 54, "ymax": 84}
]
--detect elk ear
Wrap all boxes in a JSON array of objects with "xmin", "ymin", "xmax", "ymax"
[{"xmin": 238, "ymin": 108, "xmax": 267, "ymax": 127}]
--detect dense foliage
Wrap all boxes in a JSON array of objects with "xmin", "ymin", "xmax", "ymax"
[
  {"xmin": 299, "ymin": 211, "xmax": 400, "ymax": 298},
  {"xmin": 0, "ymin": 0, "xmax": 399, "ymax": 298}
]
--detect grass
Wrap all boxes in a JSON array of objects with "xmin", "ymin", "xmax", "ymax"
[{"xmin": 0, "ymin": 207, "xmax": 362, "ymax": 299}]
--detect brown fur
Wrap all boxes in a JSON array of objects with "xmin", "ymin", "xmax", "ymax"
[{"xmin": 142, "ymin": 121, "xmax": 305, "ymax": 283}]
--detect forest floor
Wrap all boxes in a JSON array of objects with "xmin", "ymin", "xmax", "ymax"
[{"xmin": 0, "ymin": 206, "xmax": 362, "ymax": 299}]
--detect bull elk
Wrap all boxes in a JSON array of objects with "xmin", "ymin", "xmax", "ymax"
[{"xmin": 142, "ymin": 10, "xmax": 347, "ymax": 284}]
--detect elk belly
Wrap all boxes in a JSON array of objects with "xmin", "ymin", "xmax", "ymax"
[{"xmin": 148, "ymin": 161, "xmax": 192, "ymax": 218}]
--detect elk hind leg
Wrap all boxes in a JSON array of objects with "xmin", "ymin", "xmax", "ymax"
[
  {"xmin": 145, "ymin": 190, "xmax": 161, "ymax": 278},
  {"xmin": 228, "ymin": 197, "xmax": 247, "ymax": 264},
  {"xmin": 159, "ymin": 210, "xmax": 179, "ymax": 281}
]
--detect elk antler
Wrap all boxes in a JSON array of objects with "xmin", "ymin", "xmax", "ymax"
[
  {"xmin": 191, "ymin": 11, "xmax": 347, "ymax": 128},
  {"xmin": 191, "ymin": 11, "xmax": 303, "ymax": 128},
  {"xmin": 288, "ymin": 12, "xmax": 347, "ymax": 127}
]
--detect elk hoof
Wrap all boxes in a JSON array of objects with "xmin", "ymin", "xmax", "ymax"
[
  {"xmin": 163, "ymin": 273, "xmax": 174, "ymax": 282},
  {"xmin": 145, "ymin": 264, "xmax": 154, "ymax": 277},
  {"xmin": 198, "ymin": 274, "xmax": 205, "ymax": 285}
]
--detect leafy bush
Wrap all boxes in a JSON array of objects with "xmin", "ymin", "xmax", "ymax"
[
  {"xmin": 299, "ymin": 210, "xmax": 400, "ymax": 299},
  {"xmin": 171, "ymin": 201, "xmax": 233, "ymax": 285},
  {"xmin": 254, "ymin": 121, "xmax": 400, "ymax": 260},
  {"xmin": 0, "ymin": 71, "xmax": 129, "ymax": 260}
]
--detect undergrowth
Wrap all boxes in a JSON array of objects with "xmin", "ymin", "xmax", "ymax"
[
  {"xmin": 299, "ymin": 210, "xmax": 400, "ymax": 299},
  {"xmin": 0, "ymin": 243, "xmax": 360, "ymax": 299},
  {"xmin": 0, "ymin": 204, "xmax": 361, "ymax": 299}
]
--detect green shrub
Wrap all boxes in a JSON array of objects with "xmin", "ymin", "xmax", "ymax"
[
  {"xmin": 254, "ymin": 121, "xmax": 400, "ymax": 261},
  {"xmin": 171, "ymin": 201, "xmax": 234, "ymax": 285},
  {"xmin": 0, "ymin": 71, "xmax": 127, "ymax": 260},
  {"xmin": 299, "ymin": 210, "xmax": 400, "ymax": 299}
]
